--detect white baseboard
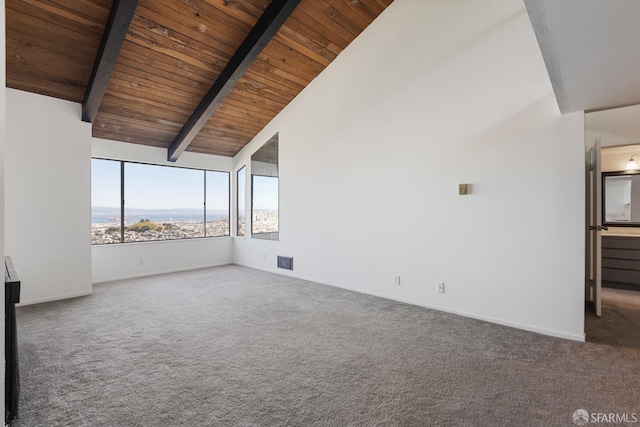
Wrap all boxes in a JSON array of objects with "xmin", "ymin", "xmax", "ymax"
[
  {"xmin": 18, "ymin": 289, "xmax": 94, "ymax": 307},
  {"xmin": 231, "ymin": 262, "xmax": 586, "ymax": 342},
  {"xmin": 91, "ymin": 262, "xmax": 232, "ymax": 284}
]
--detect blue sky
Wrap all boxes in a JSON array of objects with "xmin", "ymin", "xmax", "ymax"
[
  {"xmin": 252, "ymin": 175, "xmax": 278, "ymax": 210},
  {"xmin": 91, "ymin": 159, "xmax": 230, "ymax": 211}
]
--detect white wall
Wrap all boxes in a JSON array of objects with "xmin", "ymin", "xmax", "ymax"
[
  {"xmin": 92, "ymin": 137, "xmax": 233, "ymax": 171},
  {"xmin": 233, "ymin": 0, "xmax": 586, "ymax": 340},
  {"xmin": 6, "ymin": 89, "xmax": 93, "ymax": 305},
  {"xmin": 1, "ymin": 0, "xmax": 7, "ymax": 413},
  {"xmin": 586, "ymin": 104, "xmax": 640, "ymax": 148},
  {"xmin": 91, "ymin": 138, "xmax": 233, "ymax": 283}
]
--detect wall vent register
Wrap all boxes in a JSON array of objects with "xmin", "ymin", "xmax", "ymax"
[{"xmin": 277, "ymin": 256, "xmax": 293, "ymax": 270}]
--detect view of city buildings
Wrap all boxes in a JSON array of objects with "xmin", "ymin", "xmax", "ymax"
[
  {"xmin": 237, "ymin": 215, "xmax": 246, "ymax": 237},
  {"xmin": 90, "ymin": 210, "xmax": 279, "ymax": 244},
  {"xmin": 91, "ymin": 218, "xmax": 230, "ymax": 245},
  {"xmin": 252, "ymin": 210, "xmax": 278, "ymax": 234},
  {"xmin": 91, "ymin": 158, "xmax": 233, "ymax": 244}
]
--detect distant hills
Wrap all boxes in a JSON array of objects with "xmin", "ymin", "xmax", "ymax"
[
  {"xmin": 91, "ymin": 207, "xmax": 229, "ymax": 223},
  {"xmin": 92, "ymin": 207, "xmax": 228, "ymax": 216}
]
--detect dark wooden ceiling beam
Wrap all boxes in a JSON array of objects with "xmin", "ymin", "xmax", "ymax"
[
  {"xmin": 82, "ymin": 0, "xmax": 139, "ymax": 123},
  {"xmin": 167, "ymin": 0, "xmax": 302, "ymax": 162}
]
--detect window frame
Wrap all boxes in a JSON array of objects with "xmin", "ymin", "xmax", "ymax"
[
  {"xmin": 205, "ymin": 169, "xmax": 231, "ymax": 238},
  {"xmin": 250, "ymin": 133, "xmax": 279, "ymax": 241},
  {"xmin": 236, "ymin": 166, "xmax": 246, "ymax": 237},
  {"xmin": 250, "ymin": 173, "xmax": 279, "ymax": 239},
  {"xmin": 91, "ymin": 157, "xmax": 230, "ymax": 245}
]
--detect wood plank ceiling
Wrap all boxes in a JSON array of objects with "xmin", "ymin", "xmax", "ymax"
[{"xmin": 6, "ymin": 0, "xmax": 394, "ymax": 158}]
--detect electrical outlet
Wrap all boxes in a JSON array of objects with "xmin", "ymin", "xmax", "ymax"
[
  {"xmin": 436, "ymin": 282, "xmax": 445, "ymax": 294},
  {"xmin": 394, "ymin": 276, "xmax": 401, "ymax": 286}
]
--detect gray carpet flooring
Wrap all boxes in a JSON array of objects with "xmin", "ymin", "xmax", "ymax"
[
  {"xmin": 12, "ymin": 266, "xmax": 640, "ymax": 426},
  {"xmin": 585, "ymin": 287, "xmax": 640, "ymax": 348}
]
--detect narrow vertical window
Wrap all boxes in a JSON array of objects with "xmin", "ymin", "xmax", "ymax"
[
  {"xmin": 91, "ymin": 159, "xmax": 122, "ymax": 244},
  {"xmin": 206, "ymin": 170, "xmax": 230, "ymax": 237},
  {"xmin": 237, "ymin": 166, "xmax": 246, "ymax": 237},
  {"xmin": 251, "ymin": 134, "xmax": 279, "ymax": 240},
  {"xmin": 251, "ymin": 176, "xmax": 279, "ymax": 235}
]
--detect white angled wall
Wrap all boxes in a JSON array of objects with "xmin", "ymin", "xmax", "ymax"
[
  {"xmin": 6, "ymin": 89, "xmax": 93, "ymax": 305},
  {"xmin": 234, "ymin": 0, "xmax": 586, "ymax": 340},
  {"xmin": 1, "ymin": 0, "xmax": 7, "ymax": 413},
  {"xmin": 91, "ymin": 138, "xmax": 233, "ymax": 283}
]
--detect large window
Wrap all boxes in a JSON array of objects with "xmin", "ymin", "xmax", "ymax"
[
  {"xmin": 237, "ymin": 166, "xmax": 246, "ymax": 237},
  {"xmin": 91, "ymin": 159, "xmax": 229, "ymax": 244},
  {"xmin": 251, "ymin": 134, "xmax": 279, "ymax": 240}
]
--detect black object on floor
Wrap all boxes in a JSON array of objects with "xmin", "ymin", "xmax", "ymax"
[{"xmin": 5, "ymin": 256, "xmax": 21, "ymax": 424}]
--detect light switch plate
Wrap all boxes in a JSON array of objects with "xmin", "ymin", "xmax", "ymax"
[{"xmin": 459, "ymin": 184, "xmax": 468, "ymax": 195}]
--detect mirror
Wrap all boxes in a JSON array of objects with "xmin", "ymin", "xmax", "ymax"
[
  {"xmin": 603, "ymin": 171, "xmax": 640, "ymax": 226},
  {"xmin": 251, "ymin": 133, "xmax": 279, "ymax": 240}
]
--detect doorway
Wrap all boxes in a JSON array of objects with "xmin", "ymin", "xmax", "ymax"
[{"xmin": 585, "ymin": 107, "xmax": 640, "ymax": 346}]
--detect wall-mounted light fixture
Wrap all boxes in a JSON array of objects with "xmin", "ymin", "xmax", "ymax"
[{"xmin": 627, "ymin": 155, "xmax": 640, "ymax": 170}]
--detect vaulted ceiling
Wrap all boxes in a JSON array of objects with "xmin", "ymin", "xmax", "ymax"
[
  {"xmin": 524, "ymin": 0, "xmax": 640, "ymax": 114},
  {"xmin": 6, "ymin": 0, "xmax": 393, "ymax": 159}
]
